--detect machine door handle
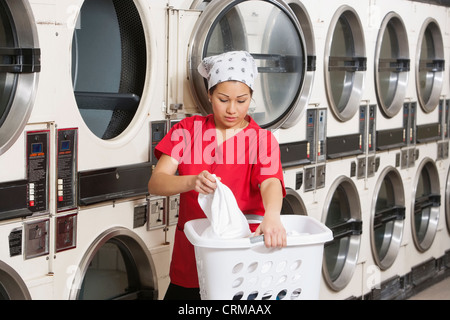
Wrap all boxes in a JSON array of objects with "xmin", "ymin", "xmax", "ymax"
[{"xmin": 0, "ymin": 47, "xmax": 41, "ymax": 73}]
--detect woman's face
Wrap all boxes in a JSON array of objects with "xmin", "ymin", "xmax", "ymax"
[{"xmin": 209, "ymin": 81, "xmax": 252, "ymax": 131}]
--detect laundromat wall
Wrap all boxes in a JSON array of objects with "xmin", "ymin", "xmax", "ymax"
[{"xmin": 0, "ymin": 0, "xmax": 449, "ymax": 300}]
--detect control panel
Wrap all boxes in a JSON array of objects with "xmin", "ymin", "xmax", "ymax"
[
  {"xmin": 316, "ymin": 108, "xmax": 327, "ymax": 162},
  {"xmin": 57, "ymin": 128, "xmax": 78, "ymax": 212},
  {"xmin": 26, "ymin": 130, "xmax": 49, "ymax": 215}
]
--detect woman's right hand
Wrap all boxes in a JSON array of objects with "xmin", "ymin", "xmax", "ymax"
[{"xmin": 193, "ymin": 170, "xmax": 218, "ymax": 194}]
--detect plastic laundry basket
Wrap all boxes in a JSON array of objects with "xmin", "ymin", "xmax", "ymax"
[{"xmin": 184, "ymin": 215, "xmax": 333, "ymax": 300}]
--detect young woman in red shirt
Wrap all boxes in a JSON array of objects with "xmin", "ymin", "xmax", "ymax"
[{"xmin": 148, "ymin": 51, "xmax": 286, "ymax": 300}]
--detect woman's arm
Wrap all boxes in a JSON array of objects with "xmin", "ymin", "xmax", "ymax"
[
  {"xmin": 148, "ymin": 154, "xmax": 217, "ymax": 196},
  {"xmin": 254, "ymin": 177, "xmax": 287, "ymax": 248}
]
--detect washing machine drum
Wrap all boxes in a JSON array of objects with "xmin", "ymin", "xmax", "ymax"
[{"xmin": 72, "ymin": 0, "xmax": 146, "ymax": 140}]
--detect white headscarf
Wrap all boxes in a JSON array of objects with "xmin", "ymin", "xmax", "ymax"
[{"xmin": 197, "ymin": 51, "xmax": 258, "ymax": 90}]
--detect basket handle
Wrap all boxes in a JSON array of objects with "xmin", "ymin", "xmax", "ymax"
[
  {"xmin": 246, "ymin": 214, "xmax": 263, "ymax": 223},
  {"xmin": 249, "ymin": 234, "xmax": 264, "ymax": 244},
  {"xmin": 247, "ymin": 215, "xmax": 263, "ymax": 244}
]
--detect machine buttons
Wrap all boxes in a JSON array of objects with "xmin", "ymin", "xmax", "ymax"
[
  {"xmin": 57, "ymin": 128, "xmax": 78, "ymax": 212},
  {"xmin": 26, "ymin": 131, "xmax": 49, "ymax": 214}
]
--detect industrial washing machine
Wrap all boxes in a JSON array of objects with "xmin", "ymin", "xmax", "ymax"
[
  {"xmin": 361, "ymin": 0, "xmax": 450, "ymax": 299},
  {"xmin": 0, "ymin": 0, "xmax": 59, "ymax": 299},
  {"xmin": 358, "ymin": 0, "xmax": 413, "ymax": 299},
  {"xmin": 48, "ymin": 0, "xmax": 175, "ymax": 299},
  {"xmin": 311, "ymin": 0, "xmax": 369, "ymax": 299},
  {"xmin": 402, "ymin": 2, "xmax": 447, "ymax": 293}
]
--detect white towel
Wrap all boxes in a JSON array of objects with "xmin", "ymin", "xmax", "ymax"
[{"xmin": 198, "ymin": 175, "xmax": 251, "ymax": 239}]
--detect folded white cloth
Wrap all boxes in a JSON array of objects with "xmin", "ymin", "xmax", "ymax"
[{"xmin": 198, "ymin": 175, "xmax": 251, "ymax": 239}]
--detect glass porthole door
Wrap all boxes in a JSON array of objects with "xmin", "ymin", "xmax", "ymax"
[
  {"xmin": 189, "ymin": 0, "xmax": 309, "ymax": 130},
  {"xmin": 325, "ymin": 6, "xmax": 366, "ymax": 122},
  {"xmin": 72, "ymin": 0, "xmax": 147, "ymax": 139},
  {"xmin": 412, "ymin": 159, "xmax": 440, "ymax": 252},
  {"xmin": 371, "ymin": 167, "xmax": 405, "ymax": 270},
  {"xmin": 375, "ymin": 12, "xmax": 409, "ymax": 118},
  {"xmin": 322, "ymin": 177, "xmax": 362, "ymax": 291},
  {"xmin": 69, "ymin": 229, "xmax": 158, "ymax": 300}
]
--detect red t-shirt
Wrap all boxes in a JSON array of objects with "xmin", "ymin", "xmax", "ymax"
[{"xmin": 155, "ymin": 114, "xmax": 285, "ymax": 288}]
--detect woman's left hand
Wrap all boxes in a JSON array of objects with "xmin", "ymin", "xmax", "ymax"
[{"xmin": 254, "ymin": 214, "xmax": 287, "ymax": 248}]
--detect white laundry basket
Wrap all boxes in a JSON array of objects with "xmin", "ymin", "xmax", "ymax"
[{"xmin": 184, "ymin": 215, "xmax": 333, "ymax": 300}]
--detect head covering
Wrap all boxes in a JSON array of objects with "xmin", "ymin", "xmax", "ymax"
[{"xmin": 198, "ymin": 51, "xmax": 258, "ymax": 90}]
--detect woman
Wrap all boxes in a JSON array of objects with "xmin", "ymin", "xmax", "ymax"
[{"xmin": 148, "ymin": 51, "xmax": 286, "ymax": 300}]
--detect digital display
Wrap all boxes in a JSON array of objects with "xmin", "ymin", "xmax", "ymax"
[
  {"xmin": 32, "ymin": 143, "xmax": 42, "ymax": 154},
  {"xmin": 61, "ymin": 140, "xmax": 70, "ymax": 151}
]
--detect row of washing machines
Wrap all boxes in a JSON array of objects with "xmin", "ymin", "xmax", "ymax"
[{"xmin": 0, "ymin": 0, "xmax": 449, "ymax": 300}]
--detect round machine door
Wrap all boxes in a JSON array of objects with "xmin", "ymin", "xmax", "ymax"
[
  {"xmin": 324, "ymin": 6, "xmax": 366, "ymax": 122},
  {"xmin": 322, "ymin": 176, "xmax": 362, "ymax": 291},
  {"xmin": 415, "ymin": 18, "xmax": 444, "ymax": 113},
  {"xmin": 71, "ymin": 0, "xmax": 147, "ymax": 140},
  {"xmin": 69, "ymin": 228, "xmax": 158, "ymax": 300},
  {"xmin": 0, "ymin": 261, "xmax": 31, "ymax": 300},
  {"xmin": 411, "ymin": 158, "xmax": 440, "ymax": 252},
  {"xmin": 370, "ymin": 167, "xmax": 405, "ymax": 270},
  {"xmin": 374, "ymin": 12, "xmax": 409, "ymax": 118},
  {"xmin": 189, "ymin": 0, "xmax": 309, "ymax": 130},
  {"xmin": 281, "ymin": 188, "xmax": 307, "ymax": 215},
  {"xmin": 0, "ymin": 0, "xmax": 40, "ymax": 155}
]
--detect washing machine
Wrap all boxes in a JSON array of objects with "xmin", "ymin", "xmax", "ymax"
[
  {"xmin": 403, "ymin": 1, "xmax": 447, "ymax": 283},
  {"xmin": 321, "ymin": 1, "xmax": 369, "ymax": 161},
  {"xmin": 359, "ymin": 0, "xmax": 450, "ymax": 299},
  {"xmin": 354, "ymin": 0, "xmax": 413, "ymax": 299},
  {"xmin": 359, "ymin": 148, "xmax": 411, "ymax": 299},
  {"xmin": 0, "ymin": 0, "xmax": 61, "ymax": 299},
  {"xmin": 305, "ymin": 1, "xmax": 366, "ymax": 299},
  {"xmin": 47, "ymin": 0, "xmax": 175, "ymax": 300}
]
